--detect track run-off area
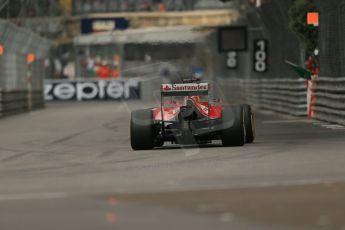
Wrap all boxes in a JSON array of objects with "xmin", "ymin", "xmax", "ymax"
[{"xmin": 1, "ymin": 102, "xmax": 345, "ymax": 230}]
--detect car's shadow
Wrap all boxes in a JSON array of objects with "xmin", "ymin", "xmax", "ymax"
[
  {"xmin": 154, "ymin": 143, "xmax": 231, "ymax": 150},
  {"xmin": 153, "ymin": 141, "xmax": 261, "ymax": 150}
]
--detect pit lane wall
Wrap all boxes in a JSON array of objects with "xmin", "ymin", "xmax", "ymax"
[{"xmin": 0, "ymin": 20, "xmax": 50, "ymax": 117}]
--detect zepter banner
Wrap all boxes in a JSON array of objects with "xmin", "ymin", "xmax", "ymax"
[{"xmin": 44, "ymin": 79, "xmax": 141, "ymax": 101}]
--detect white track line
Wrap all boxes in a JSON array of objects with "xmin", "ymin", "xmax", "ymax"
[
  {"xmin": 101, "ymin": 178, "xmax": 345, "ymax": 196},
  {"xmin": 320, "ymin": 124, "xmax": 345, "ymax": 130},
  {"xmin": 328, "ymin": 127, "xmax": 345, "ymax": 130},
  {"xmin": 1, "ymin": 178, "xmax": 345, "ymax": 202},
  {"xmin": 312, "ymin": 122, "xmax": 328, "ymax": 125},
  {"xmin": 0, "ymin": 192, "xmax": 69, "ymax": 202},
  {"xmin": 310, "ymin": 122, "xmax": 345, "ymax": 130},
  {"xmin": 263, "ymin": 119, "xmax": 311, "ymax": 124}
]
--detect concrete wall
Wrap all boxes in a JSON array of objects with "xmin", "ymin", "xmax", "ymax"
[
  {"xmin": 204, "ymin": 1, "xmax": 302, "ymax": 83},
  {"xmin": 317, "ymin": 0, "xmax": 345, "ymax": 78},
  {"xmin": 211, "ymin": 1, "xmax": 303, "ymax": 105}
]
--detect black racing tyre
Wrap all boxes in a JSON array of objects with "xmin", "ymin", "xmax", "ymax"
[
  {"xmin": 242, "ymin": 104, "xmax": 255, "ymax": 143},
  {"xmin": 130, "ymin": 109, "xmax": 155, "ymax": 150},
  {"xmin": 221, "ymin": 105, "xmax": 245, "ymax": 147},
  {"xmin": 154, "ymin": 138, "xmax": 164, "ymax": 148}
]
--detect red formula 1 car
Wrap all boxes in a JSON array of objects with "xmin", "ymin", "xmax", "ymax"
[{"xmin": 130, "ymin": 80, "xmax": 255, "ymax": 150}]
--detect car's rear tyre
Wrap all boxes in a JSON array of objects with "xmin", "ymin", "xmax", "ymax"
[
  {"xmin": 221, "ymin": 105, "xmax": 245, "ymax": 147},
  {"xmin": 242, "ymin": 104, "xmax": 255, "ymax": 143},
  {"xmin": 154, "ymin": 139, "xmax": 164, "ymax": 148},
  {"xmin": 131, "ymin": 109, "xmax": 155, "ymax": 150}
]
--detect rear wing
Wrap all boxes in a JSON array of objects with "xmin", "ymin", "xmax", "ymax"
[{"xmin": 161, "ymin": 83, "xmax": 209, "ymax": 96}]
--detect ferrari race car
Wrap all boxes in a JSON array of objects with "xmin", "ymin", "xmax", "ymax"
[{"xmin": 130, "ymin": 80, "xmax": 255, "ymax": 150}]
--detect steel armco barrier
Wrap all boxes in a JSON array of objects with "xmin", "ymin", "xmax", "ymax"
[
  {"xmin": 218, "ymin": 78, "xmax": 308, "ymax": 116},
  {"xmin": 219, "ymin": 77, "xmax": 345, "ymax": 125},
  {"xmin": 0, "ymin": 90, "xmax": 44, "ymax": 117},
  {"xmin": 244, "ymin": 78, "xmax": 308, "ymax": 116},
  {"xmin": 0, "ymin": 90, "xmax": 27, "ymax": 117},
  {"xmin": 313, "ymin": 77, "xmax": 345, "ymax": 125}
]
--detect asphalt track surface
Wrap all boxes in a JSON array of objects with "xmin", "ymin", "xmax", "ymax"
[{"xmin": 1, "ymin": 102, "xmax": 345, "ymax": 230}]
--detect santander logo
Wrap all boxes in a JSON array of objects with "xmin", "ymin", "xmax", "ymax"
[
  {"xmin": 162, "ymin": 83, "xmax": 209, "ymax": 92},
  {"xmin": 163, "ymin": 85, "xmax": 172, "ymax": 91}
]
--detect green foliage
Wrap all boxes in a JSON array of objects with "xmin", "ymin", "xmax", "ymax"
[{"xmin": 288, "ymin": 0, "xmax": 318, "ymax": 56}]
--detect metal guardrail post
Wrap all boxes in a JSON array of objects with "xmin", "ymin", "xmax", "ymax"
[
  {"xmin": 0, "ymin": 88, "xmax": 2, "ymax": 117},
  {"xmin": 27, "ymin": 58, "xmax": 33, "ymax": 111}
]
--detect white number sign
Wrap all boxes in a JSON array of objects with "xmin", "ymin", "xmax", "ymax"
[
  {"xmin": 226, "ymin": 51, "xmax": 238, "ymax": 69},
  {"xmin": 253, "ymin": 39, "xmax": 268, "ymax": 73}
]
